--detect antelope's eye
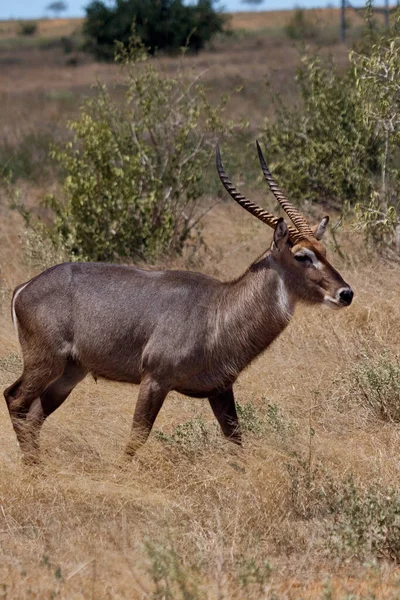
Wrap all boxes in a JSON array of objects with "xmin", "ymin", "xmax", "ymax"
[{"xmin": 295, "ymin": 253, "xmax": 312, "ymax": 264}]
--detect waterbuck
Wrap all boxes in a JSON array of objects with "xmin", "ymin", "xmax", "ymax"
[{"xmin": 4, "ymin": 142, "xmax": 353, "ymax": 464}]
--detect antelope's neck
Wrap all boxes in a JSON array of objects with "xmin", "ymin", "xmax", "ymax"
[{"xmin": 209, "ymin": 255, "xmax": 295, "ymax": 375}]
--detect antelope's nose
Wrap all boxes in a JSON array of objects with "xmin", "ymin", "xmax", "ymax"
[{"xmin": 338, "ymin": 287, "xmax": 353, "ymax": 306}]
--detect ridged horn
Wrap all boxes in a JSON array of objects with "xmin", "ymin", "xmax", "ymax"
[
  {"xmin": 216, "ymin": 144, "xmax": 303, "ymax": 244},
  {"xmin": 256, "ymin": 140, "xmax": 314, "ymax": 238}
]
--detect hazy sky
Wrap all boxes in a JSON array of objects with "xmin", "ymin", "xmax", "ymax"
[{"xmin": 0, "ymin": 0, "xmax": 381, "ymax": 20}]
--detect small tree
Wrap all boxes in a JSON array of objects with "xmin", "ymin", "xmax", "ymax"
[
  {"xmin": 351, "ymin": 13, "xmax": 400, "ymax": 250},
  {"xmin": 261, "ymin": 53, "xmax": 380, "ymax": 209},
  {"xmin": 83, "ymin": 0, "xmax": 226, "ymax": 60},
  {"xmin": 37, "ymin": 37, "xmax": 235, "ymax": 262},
  {"xmin": 240, "ymin": 0, "xmax": 265, "ymax": 6},
  {"xmin": 285, "ymin": 8, "xmax": 319, "ymax": 41},
  {"xmin": 46, "ymin": 1, "xmax": 68, "ymax": 18},
  {"xmin": 19, "ymin": 21, "xmax": 38, "ymax": 36}
]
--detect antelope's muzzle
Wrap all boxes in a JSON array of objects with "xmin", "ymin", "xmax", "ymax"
[{"xmin": 337, "ymin": 287, "xmax": 354, "ymax": 307}]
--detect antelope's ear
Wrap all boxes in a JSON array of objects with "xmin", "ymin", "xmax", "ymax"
[
  {"xmin": 314, "ymin": 216, "xmax": 329, "ymax": 240},
  {"xmin": 273, "ymin": 218, "xmax": 289, "ymax": 251}
]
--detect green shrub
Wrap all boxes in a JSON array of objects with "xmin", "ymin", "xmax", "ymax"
[
  {"xmin": 285, "ymin": 8, "xmax": 318, "ymax": 41},
  {"xmin": 261, "ymin": 53, "xmax": 380, "ymax": 209},
  {"xmin": 83, "ymin": 0, "xmax": 226, "ymax": 61},
  {"xmin": 19, "ymin": 21, "xmax": 37, "ymax": 36},
  {"xmin": 236, "ymin": 557, "xmax": 272, "ymax": 593},
  {"xmin": 38, "ymin": 37, "xmax": 234, "ymax": 263},
  {"xmin": 349, "ymin": 355, "xmax": 400, "ymax": 422},
  {"xmin": 236, "ymin": 401, "xmax": 266, "ymax": 436},
  {"xmin": 286, "ymin": 459, "xmax": 400, "ymax": 562},
  {"xmin": 354, "ymin": 190, "xmax": 400, "ymax": 251},
  {"xmin": 286, "ymin": 458, "xmax": 328, "ymax": 520},
  {"xmin": 236, "ymin": 398, "xmax": 294, "ymax": 437},
  {"xmin": 155, "ymin": 417, "xmax": 220, "ymax": 456},
  {"xmin": 156, "ymin": 400, "xmax": 293, "ymax": 456},
  {"xmin": 21, "ymin": 227, "xmax": 68, "ymax": 272},
  {"xmin": 145, "ymin": 539, "xmax": 203, "ymax": 600},
  {"xmin": 269, "ymin": 9, "xmax": 400, "ymax": 249},
  {"xmin": 325, "ymin": 477, "xmax": 400, "ymax": 562},
  {"xmin": 351, "ymin": 21, "xmax": 400, "ymax": 249}
]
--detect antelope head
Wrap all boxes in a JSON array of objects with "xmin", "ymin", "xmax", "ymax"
[{"xmin": 216, "ymin": 142, "xmax": 353, "ymax": 309}]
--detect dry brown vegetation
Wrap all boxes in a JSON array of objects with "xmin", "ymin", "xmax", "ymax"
[
  {"xmin": 230, "ymin": 7, "xmax": 371, "ymax": 30},
  {"xmin": 0, "ymin": 9, "xmax": 356, "ymax": 40},
  {"xmin": 1, "ymin": 15, "xmax": 400, "ymax": 600},
  {"xmin": 0, "ymin": 6, "xmax": 387, "ymax": 40},
  {"xmin": 0, "ymin": 18, "xmax": 82, "ymax": 40}
]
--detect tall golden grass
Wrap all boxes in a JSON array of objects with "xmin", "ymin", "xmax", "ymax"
[{"xmin": 1, "ymin": 22, "xmax": 400, "ymax": 599}]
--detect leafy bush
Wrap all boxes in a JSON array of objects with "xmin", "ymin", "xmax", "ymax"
[
  {"xmin": 354, "ymin": 190, "xmax": 400, "ymax": 251},
  {"xmin": 21, "ymin": 227, "xmax": 68, "ymax": 272},
  {"xmin": 261, "ymin": 53, "xmax": 380, "ymax": 209},
  {"xmin": 19, "ymin": 21, "xmax": 37, "ymax": 36},
  {"xmin": 145, "ymin": 539, "xmax": 202, "ymax": 600},
  {"xmin": 236, "ymin": 557, "xmax": 272, "ymax": 593},
  {"xmin": 39, "ymin": 37, "xmax": 234, "ymax": 262},
  {"xmin": 155, "ymin": 417, "xmax": 221, "ymax": 456},
  {"xmin": 325, "ymin": 477, "xmax": 400, "ymax": 562},
  {"xmin": 285, "ymin": 8, "xmax": 318, "ymax": 41},
  {"xmin": 286, "ymin": 458, "xmax": 328, "ymax": 520},
  {"xmin": 265, "ymin": 10, "xmax": 400, "ymax": 251},
  {"xmin": 156, "ymin": 399, "xmax": 293, "ymax": 456},
  {"xmin": 351, "ymin": 22, "xmax": 400, "ymax": 249},
  {"xmin": 83, "ymin": 0, "xmax": 226, "ymax": 60},
  {"xmin": 236, "ymin": 398, "xmax": 294, "ymax": 437},
  {"xmin": 349, "ymin": 355, "xmax": 400, "ymax": 422},
  {"xmin": 287, "ymin": 459, "xmax": 400, "ymax": 562}
]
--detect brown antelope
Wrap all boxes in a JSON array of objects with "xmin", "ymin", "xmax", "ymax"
[{"xmin": 4, "ymin": 142, "xmax": 353, "ymax": 464}]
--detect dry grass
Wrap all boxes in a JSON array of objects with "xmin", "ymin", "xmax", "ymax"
[
  {"xmin": 0, "ymin": 18, "xmax": 83, "ymax": 40},
  {"xmin": 0, "ymin": 7, "xmax": 389, "ymax": 41},
  {"xmin": 2, "ymin": 20, "xmax": 400, "ymax": 600},
  {"xmin": 0, "ymin": 10, "xmax": 353, "ymax": 40},
  {"xmin": 2, "ymin": 198, "xmax": 400, "ymax": 598},
  {"xmin": 229, "ymin": 8, "xmax": 365, "ymax": 30}
]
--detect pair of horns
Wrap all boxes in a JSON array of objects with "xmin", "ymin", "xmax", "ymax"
[{"xmin": 216, "ymin": 142, "xmax": 314, "ymax": 244}]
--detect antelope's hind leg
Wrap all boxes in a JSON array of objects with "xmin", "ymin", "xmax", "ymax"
[
  {"xmin": 208, "ymin": 387, "xmax": 242, "ymax": 446},
  {"xmin": 4, "ymin": 355, "xmax": 65, "ymax": 463},
  {"xmin": 25, "ymin": 359, "xmax": 88, "ymax": 463},
  {"xmin": 4, "ymin": 358, "xmax": 86, "ymax": 464}
]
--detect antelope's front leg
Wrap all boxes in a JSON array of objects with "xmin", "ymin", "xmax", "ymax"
[
  {"xmin": 125, "ymin": 375, "xmax": 168, "ymax": 458},
  {"xmin": 208, "ymin": 387, "xmax": 242, "ymax": 446}
]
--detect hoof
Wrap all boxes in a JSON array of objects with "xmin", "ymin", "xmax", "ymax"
[
  {"xmin": 124, "ymin": 444, "xmax": 138, "ymax": 459},
  {"xmin": 22, "ymin": 452, "xmax": 40, "ymax": 467}
]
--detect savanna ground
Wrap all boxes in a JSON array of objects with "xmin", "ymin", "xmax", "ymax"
[{"xmin": 1, "ymin": 10, "xmax": 400, "ymax": 599}]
